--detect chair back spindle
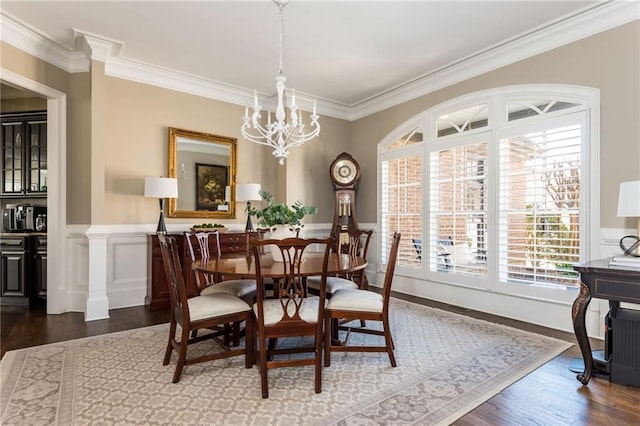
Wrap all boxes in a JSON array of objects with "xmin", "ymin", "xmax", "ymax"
[{"xmin": 158, "ymin": 235, "xmax": 190, "ymax": 322}]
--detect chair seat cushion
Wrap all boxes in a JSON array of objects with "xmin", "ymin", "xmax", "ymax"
[
  {"xmin": 326, "ymin": 289, "xmax": 383, "ymax": 313},
  {"xmin": 253, "ymin": 296, "xmax": 322, "ymax": 326},
  {"xmin": 188, "ymin": 293, "xmax": 251, "ymax": 321},
  {"xmin": 200, "ymin": 279, "xmax": 257, "ymax": 298},
  {"xmin": 306, "ymin": 275, "xmax": 359, "ymax": 293}
]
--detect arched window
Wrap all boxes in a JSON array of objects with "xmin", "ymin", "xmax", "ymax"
[{"xmin": 378, "ymin": 85, "xmax": 599, "ymax": 303}]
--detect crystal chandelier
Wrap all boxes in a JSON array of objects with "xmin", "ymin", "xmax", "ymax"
[{"xmin": 241, "ymin": 0, "xmax": 320, "ymax": 165}]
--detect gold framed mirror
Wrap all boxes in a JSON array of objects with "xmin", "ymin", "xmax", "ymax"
[{"xmin": 168, "ymin": 127, "xmax": 237, "ymax": 219}]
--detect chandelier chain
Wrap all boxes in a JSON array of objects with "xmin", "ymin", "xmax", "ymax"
[{"xmin": 278, "ymin": 1, "xmax": 284, "ymax": 76}]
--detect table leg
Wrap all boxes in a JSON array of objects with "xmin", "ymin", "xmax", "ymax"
[{"xmin": 572, "ymin": 280, "xmax": 592, "ymax": 385}]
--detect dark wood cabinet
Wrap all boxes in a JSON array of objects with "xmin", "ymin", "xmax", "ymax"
[
  {"xmin": 146, "ymin": 231, "xmax": 257, "ymax": 311},
  {"xmin": 0, "ymin": 234, "xmax": 47, "ymax": 305},
  {"xmin": 1, "ymin": 111, "xmax": 48, "ymax": 197},
  {"xmin": 0, "ymin": 236, "xmax": 29, "ymax": 299},
  {"xmin": 32, "ymin": 236, "xmax": 47, "ymax": 303}
]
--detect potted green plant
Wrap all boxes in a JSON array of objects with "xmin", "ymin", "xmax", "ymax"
[
  {"xmin": 248, "ymin": 189, "xmax": 318, "ymax": 229},
  {"xmin": 247, "ymin": 190, "xmax": 318, "ymax": 260}
]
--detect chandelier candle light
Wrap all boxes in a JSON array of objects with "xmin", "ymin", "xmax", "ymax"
[{"xmin": 241, "ymin": 0, "xmax": 320, "ymax": 165}]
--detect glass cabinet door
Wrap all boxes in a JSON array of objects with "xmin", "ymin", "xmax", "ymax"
[
  {"xmin": 1, "ymin": 121, "xmax": 23, "ymax": 194},
  {"xmin": 27, "ymin": 119, "xmax": 47, "ymax": 194}
]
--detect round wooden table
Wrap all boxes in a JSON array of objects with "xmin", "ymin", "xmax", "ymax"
[{"xmin": 193, "ymin": 252, "xmax": 367, "ymax": 279}]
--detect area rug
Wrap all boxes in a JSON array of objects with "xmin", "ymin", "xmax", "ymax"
[{"xmin": 1, "ymin": 299, "xmax": 571, "ymax": 425}]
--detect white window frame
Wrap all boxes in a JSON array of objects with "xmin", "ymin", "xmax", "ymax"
[{"xmin": 377, "ymin": 84, "xmax": 600, "ymax": 305}]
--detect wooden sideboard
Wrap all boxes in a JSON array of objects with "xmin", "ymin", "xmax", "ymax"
[{"xmin": 145, "ymin": 231, "xmax": 256, "ymax": 311}]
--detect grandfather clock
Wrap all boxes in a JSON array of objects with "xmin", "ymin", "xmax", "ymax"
[{"xmin": 330, "ymin": 152, "xmax": 361, "ymax": 246}]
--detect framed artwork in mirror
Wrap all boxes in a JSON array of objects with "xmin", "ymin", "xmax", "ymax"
[
  {"xmin": 167, "ymin": 127, "xmax": 237, "ymax": 219},
  {"xmin": 195, "ymin": 163, "xmax": 228, "ymax": 211}
]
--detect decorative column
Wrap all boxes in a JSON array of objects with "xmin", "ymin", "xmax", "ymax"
[{"xmin": 85, "ymin": 226, "xmax": 110, "ymax": 321}]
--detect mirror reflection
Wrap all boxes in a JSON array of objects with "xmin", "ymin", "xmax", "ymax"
[{"xmin": 168, "ymin": 127, "xmax": 237, "ymax": 219}]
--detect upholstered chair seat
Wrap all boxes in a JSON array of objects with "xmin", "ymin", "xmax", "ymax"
[
  {"xmin": 326, "ymin": 288, "xmax": 383, "ymax": 313},
  {"xmin": 306, "ymin": 276, "xmax": 358, "ymax": 293},
  {"xmin": 254, "ymin": 295, "xmax": 322, "ymax": 326},
  {"xmin": 188, "ymin": 293, "xmax": 252, "ymax": 321},
  {"xmin": 200, "ymin": 279, "xmax": 257, "ymax": 299}
]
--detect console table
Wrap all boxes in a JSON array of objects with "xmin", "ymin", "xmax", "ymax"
[
  {"xmin": 145, "ymin": 231, "xmax": 256, "ymax": 311},
  {"xmin": 572, "ymin": 258, "xmax": 640, "ymax": 385}
]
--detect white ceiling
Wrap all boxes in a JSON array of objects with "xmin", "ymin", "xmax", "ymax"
[{"xmin": 0, "ymin": 1, "xmax": 627, "ymax": 113}]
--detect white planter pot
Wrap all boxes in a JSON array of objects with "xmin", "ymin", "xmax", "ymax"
[{"xmin": 268, "ymin": 225, "xmax": 296, "ymax": 262}]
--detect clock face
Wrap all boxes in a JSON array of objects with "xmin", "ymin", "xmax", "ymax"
[{"xmin": 331, "ymin": 159, "xmax": 358, "ymax": 185}]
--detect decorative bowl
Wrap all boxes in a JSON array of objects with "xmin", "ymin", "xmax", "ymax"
[{"xmin": 190, "ymin": 227, "xmax": 228, "ymax": 233}]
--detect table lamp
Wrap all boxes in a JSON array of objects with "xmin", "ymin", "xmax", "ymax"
[
  {"xmin": 616, "ymin": 180, "xmax": 640, "ymax": 256},
  {"xmin": 236, "ymin": 183, "xmax": 261, "ymax": 232},
  {"xmin": 144, "ymin": 177, "xmax": 178, "ymax": 234}
]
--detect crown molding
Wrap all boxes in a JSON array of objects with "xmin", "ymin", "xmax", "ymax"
[
  {"xmin": 0, "ymin": 10, "xmax": 89, "ymax": 73},
  {"xmin": 1, "ymin": 2, "xmax": 638, "ymax": 121},
  {"xmin": 72, "ymin": 28, "xmax": 124, "ymax": 62}
]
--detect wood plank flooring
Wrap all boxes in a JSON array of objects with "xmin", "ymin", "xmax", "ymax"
[{"xmin": 1, "ymin": 295, "xmax": 639, "ymax": 425}]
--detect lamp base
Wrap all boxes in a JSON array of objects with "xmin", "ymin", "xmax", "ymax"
[
  {"xmin": 619, "ymin": 235, "xmax": 640, "ymax": 257},
  {"xmin": 245, "ymin": 201, "xmax": 254, "ymax": 232},
  {"xmin": 156, "ymin": 199, "xmax": 167, "ymax": 234}
]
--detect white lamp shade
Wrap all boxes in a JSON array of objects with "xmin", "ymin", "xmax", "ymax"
[
  {"xmin": 144, "ymin": 177, "xmax": 178, "ymax": 198},
  {"xmin": 617, "ymin": 180, "xmax": 640, "ymax": 217},
  {"xmin": 236, "ymin": 183, "xmax": 261, "ymax": 201}
]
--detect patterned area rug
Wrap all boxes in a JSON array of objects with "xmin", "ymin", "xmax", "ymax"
[{"xmin": 1, "ymin": 299, "xmax": 571, "ymax": 425}]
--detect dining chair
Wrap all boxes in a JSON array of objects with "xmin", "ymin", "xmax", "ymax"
[
  {"xmin": 249, "ymin": 236, "xmax": 333, "ymax": 399},
  {"xmin": 157, "ymin": 234, "xmax": 254, "ymax": 383},
  {"xmin": 185, "ymin": 231, "xmax": 257, "ymax": 303},
  {"xmin": 323, "ymin": 232, "xmax": 401, "ymax": 368},
  {"xmin": 306, "ymin": 228, "xmax": 373, "ymax": 295},
  {"xmin": 185, "ymin": 231, "xmax": 257, "ymax": 345}
]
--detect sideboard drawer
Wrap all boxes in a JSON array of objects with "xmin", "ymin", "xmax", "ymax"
[{"xmin": 219, "ymin": 231, "xmax": 256, "ymax": 254}]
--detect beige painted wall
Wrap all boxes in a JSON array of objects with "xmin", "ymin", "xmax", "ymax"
[
  {"xmin": 350, "ymin": 21, "xmax": 640, "ymax": 229},
  {"xmin": 102, "ymin": 77, "xmax": 350, "ymax": 225},
  {"xmin": 0, "ymin": 96, "xmax": 46, "ymax": 111},
  {"xmin": 67, "ymin": 72, "xmax": 92, "ymax": 224}
]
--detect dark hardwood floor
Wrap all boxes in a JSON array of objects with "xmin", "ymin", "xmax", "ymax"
[{"xmin": 1, "ymin": 295, "xmax": 639, "ymax": 425}]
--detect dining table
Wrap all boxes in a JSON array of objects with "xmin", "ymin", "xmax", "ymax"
[{"xmin": 192, "ymin": 251, "xmax": 367, "ymax": 279}]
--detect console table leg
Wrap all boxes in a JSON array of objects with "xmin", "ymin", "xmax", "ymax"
[{"xmin": 572, "ymin": 281, "xmax": 592, "ymax": 385}]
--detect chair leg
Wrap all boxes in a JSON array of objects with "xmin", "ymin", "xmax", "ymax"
[
  {"xmin": 223, "ymin": 323, "xmax": 232, "ymax": 346},
  {"xmin": 173, "ymin": 326, "xmax": 191, "ymax": 383},
  {"xmin": 244, "ymin": 317, "xmax": 253, "ymax": 369},
  {"xmin": 331, "ymin": 317, "xmax": 339, "ymax": 341},
  {"xmin": 163, "ymin": 320, "xmax": 177, "ymax": 366},
  {"xmin": 383, "ymin": 320, "xmax": 396, "ymax": 367},
  {"xmin": 324, "ymin": 312, "xmax": 332, "ymax": 367},
  {"xmin": 315, "ymin": 326, "xmax": 323, "ymax": 394},
  {"xmin": 233, "ymin": 321, "xmax": 241, "ymax": 347},
  {"xmin": 259, "ymin": 337, "xmax": 269, "ymax": 398}
]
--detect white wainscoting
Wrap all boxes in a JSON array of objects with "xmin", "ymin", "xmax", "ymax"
[{"xmin": 63, "ymin": 224, "xmax": 631, "ymax": 339}]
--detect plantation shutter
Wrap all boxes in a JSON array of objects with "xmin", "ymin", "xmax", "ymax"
[{"xmin": 498, "ymin": 113, "xmax": 582, "ymax": 288}]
